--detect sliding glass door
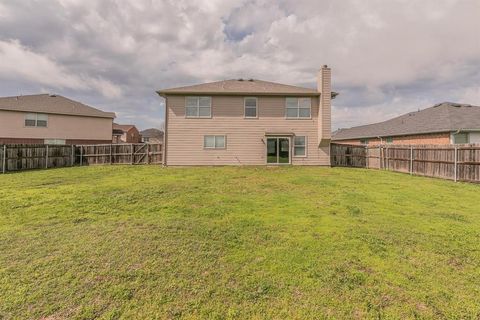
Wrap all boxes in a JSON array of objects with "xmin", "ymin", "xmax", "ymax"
[{"xmin": 266, "ymin": 137, "xmax": 290, "ymax": 164}]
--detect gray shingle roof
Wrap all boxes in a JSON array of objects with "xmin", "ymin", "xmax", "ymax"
[
  {"xmin": 0, "ymin": 94, "xmax": 115, "ymax": 118},
  {"xmin": 332, "ymin": 102, "xmax": 480, "ymax": 140},
  {"xmin": 157, "ymin": 79, "xmax": 320, "ymax": 96}
]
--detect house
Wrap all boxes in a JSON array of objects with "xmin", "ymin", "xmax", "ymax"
[
  {"xmin": 332, "ymin": 102, "xmax": 480, "ymax": 145},
  {"xmin": 0, "ymin": 94, "xmax": 115, "ymax": 145},
  {"xmin": 112, "ymin": 123, "xmax": 141, "ymax": 143},
  {"xmin": 140, "ymin": 128, "xmax": 164, "ymax": 143},
  {"xmin": 157, "ymin": 65, "xmax": 336, "ymax": 166}
]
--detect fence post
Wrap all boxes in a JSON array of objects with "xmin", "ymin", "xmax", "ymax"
[
  {"xmin": 80, "ymin": 146, "xmax": 83, "ymax": 166},
  {"xmin": 365, "ymin": 145, "xmax": 368, "ymax": 168},
  {"xmin": 131, "ymin": 144, "xmax": 134, "ymax": 164},
  {"xmin": 147, "ymin": 144, "xmax": 150, "ymax": 164},
  {"xmin": 454, "ymin": 146, "xmax": 458, "ymax": 182},
  {"xmin": 409, "ymin": 146, "xmax": 413, "ymax": 175},
  {"xmin": 110, "ymin": 145, "xmax": 113, "ymax": 165},
  {"xmin": 378, "ymin": 145, "xmax": 382, "ymax": 169},
  {"xmin": 71, "ymin": 145, "xmax": 74, "ymax": 166},
  {"xmin": 2, "ymin": 145, "xmax": 6, "ymax": 174},
  {"xmin": 45, "ymin": 145, "xmax": 49, "ymax": 169}
]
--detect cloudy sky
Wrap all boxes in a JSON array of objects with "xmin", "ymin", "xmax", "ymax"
[{"xmin": 0, "ymin": 0, "xmax": 479, "ymax": 131}]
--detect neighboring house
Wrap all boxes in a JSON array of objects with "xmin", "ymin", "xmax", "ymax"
[
  {"xmin": 0, "ymin": 94, "xmax": 115, "ymax": 145},
  {"xmin": 332, "ymin": 102, "xmax": 480, "ymax": 145},
  {"xmin": 140, "ymin": 128, "xmax": 164, "ymax": 143},
  {"xmin": 112, "ymin": 123, "xmax": 141, "ymax": 143},
  {"xmin": 157, "ymin": 65, "xmax": 336, "ymax": 166}
]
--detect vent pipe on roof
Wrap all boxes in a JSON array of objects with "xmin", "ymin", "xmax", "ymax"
[{"xmin": 237, "ymin": 78, "xmax": 244, "ymax": 81}]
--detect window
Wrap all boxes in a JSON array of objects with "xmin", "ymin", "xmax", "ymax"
[
  {"xmin": 386, "ymin": 137, "xmax": 393, "ymax": 144},
  {"xmin": 286, "ymin": 98, "xmax": 311, "ymax": 119},
  {"xmin": 293, "ymin": 136, "xmax": 307, "ymax": 157},
  {"xmin": 204, "ymin": 135, "xmax": 226, "ymax": 149},
  {"xmin": 243, "ymin": 97, "xmax": 258, "ymax": 118},
  {"xmin": 25, "ymin": 113, "xmax": 48, "ymax": 127},
  {"xmin": 44, "ymin": 139, "xmax": 66, "ymax": 145},
  {"xmin": 453, "ymin": 132, "xmax": 469, "ymax": 144},
  {"xmin": 244, "ymin": 97, "xmax": 257, "ymax": 118},
  {"xmin": 360, "ymin": 138, "xmax": 369, "ymax": 145},
  {"xmin": 186, "ymin": 96, "xmax": 211, "ymax": 118}
]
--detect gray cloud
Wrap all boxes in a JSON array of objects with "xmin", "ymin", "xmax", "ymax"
[{"xmin": 0, "ymin": 0, "xmax": 479, "ymax": 130}]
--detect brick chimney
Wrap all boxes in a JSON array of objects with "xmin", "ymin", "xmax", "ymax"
[{"xmin": 318, "ymin": 65, "xmax": 331, "ymax": 146}]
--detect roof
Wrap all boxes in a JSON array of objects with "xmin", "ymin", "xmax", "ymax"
[
  {"xmin": 0, "ymin": 94, "xmax": 115, "ymax": 118},
  {"xmin": 332, "ymin": 102, "xmax": 480, "ymax": 140},
  {"xmin": 113, "ymin": 123, "xmax": 137, "ymax": 132},
  {"xmin": 140, "ymin": 128, "xmax": 164, "ymax": 138},
  {"xmin": 157, "ymin": 79, "xmax": 321, "ymax": 96}
]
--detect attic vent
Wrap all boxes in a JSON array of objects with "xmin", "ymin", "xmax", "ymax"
[
  {"xmin": 248, "ymin": 79, "xmax": 254, "ymax": 82},
  {"xmin": 237, "ymin": 78, "xmax": 244, "ymax": 81},
  {"xmin": 49, "ymin": 94, "xmax": 57, "ymax": 97}
]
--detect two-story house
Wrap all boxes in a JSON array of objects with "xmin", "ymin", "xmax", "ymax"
[
  {"xmin": 0, "ymin": 94, "xmax": 115, "ymax": 145},
  {"xmin": 157, "ymin": 65, "xmax": 336, "ymax": 166}
]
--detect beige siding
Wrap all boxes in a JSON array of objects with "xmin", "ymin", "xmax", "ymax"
[
  {"xmin": 166, "ymin": 95, "xmax": 330, "ymax": 166},
  {"xmin": 0, "ymin": 110, "xmax": 113, "ymax": 141}
]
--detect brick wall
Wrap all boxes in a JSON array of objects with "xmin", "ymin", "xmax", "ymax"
[{"xmin": 334, "ymin": 132, "xmax": 451, "ymax": 145}]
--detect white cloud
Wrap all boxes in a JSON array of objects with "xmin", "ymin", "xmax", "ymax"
[
  {"xmin": 0, "ymin": 40, "xmax": 122, "ymax": 99},
  {"xmin": 0, "ymin": 0, "xmax": 479, "ymax": 129}
]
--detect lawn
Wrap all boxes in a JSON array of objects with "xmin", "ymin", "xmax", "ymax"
[{"xmin": 1, "ymin": 166, "xmax": 479, "ymax": 319}]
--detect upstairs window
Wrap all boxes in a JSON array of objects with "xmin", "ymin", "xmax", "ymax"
[
  {"xmin": 186, "ymin": 96, "xmax": 211, "ymax": 118},
  {"xmin": 360, "ymin": 138, "xmax": 369, "ymax": 145},
  {"xmin": 25, "ymin": 113, "xmax": 48, "ymax": 127},
  {"xmin": 244, "ymin": 97, "xmax": 257, "ymax": 118},
  {"xmin": 453, "ymin": 133, "xmax": 469, "ymax": 144},
  {"xmin": 286, "ymin": 97, "xmax": 311, "ymax": 119},
  {"xmin": 386, "ymin": 137, "xmax": 393, "ymax": 144}
]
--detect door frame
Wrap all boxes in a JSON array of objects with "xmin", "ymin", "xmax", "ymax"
[{"xmin": 265, "ymin": 136, "xmax": 292, "ymax": 165}]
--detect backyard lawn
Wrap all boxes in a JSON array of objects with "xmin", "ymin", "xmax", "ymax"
[{"xmin": 1, "ymin": 166, "xmax": 480, "ymax": 319}]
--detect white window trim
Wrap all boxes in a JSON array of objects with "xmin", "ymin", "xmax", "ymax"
[
  {"xmin": 203, "ymin": 135, "xmax": 227, "ymax": 149},
  {"xmin": 293, "ymin": 136, "xmax": 308, "ymax": 157},
  {"xmin": 285, "ymin": 97, "xmax": 312, "ymax": 119},
  {"xmin": 244, "ymin": 97, "xmax": 258, "ymax": 119},
  {"xmin": 185, "ymin": 96, "xmax": 212, "ymax": 119},
  {"xmin": 25, "ymin": 113, "xmax": 48, "ymax": 128}
]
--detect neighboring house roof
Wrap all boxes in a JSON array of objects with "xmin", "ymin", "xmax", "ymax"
[
  {"xmin": 157, "ymin": 79, "xmax": 323, "ymax": 97},
  {"xmin": 333, "ymin": 102, "xmax": 480, "ymax": 140},
  {"xmin": 140, "ymin": 128, "xmax": 164, "ymax": 138},
  {"xmin": 113, "ymin": 123, "xmax": 137, "ymax": 132},
  {"xmin": 0, "ymin": 94, "xmax": 115, "ymax": 118}
]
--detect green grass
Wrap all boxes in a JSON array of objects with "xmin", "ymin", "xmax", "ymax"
[{"xmin": 1, "ymin": 166, "xmax": 480, "ymax": 319}]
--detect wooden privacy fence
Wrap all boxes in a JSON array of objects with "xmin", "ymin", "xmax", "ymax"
[
  {"xmin": 331, "ymin": 143, "xmax": 480, "ymax": 183},
  {"xmin": 1, "ymin": 143, "xmax": 162, "ymax": 173},
  {"xmin": 78, "ymin": 143, "xmax": 163, "ymax": 165}
]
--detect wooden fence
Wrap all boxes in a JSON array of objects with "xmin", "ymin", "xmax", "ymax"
[
  {"xmin": 78, "ymin": 143, "xmax": 163, "ymax": 165},
  {"xmin": 1, "ymin": 143, "xmax": 162, "ymax": 173},
  {"xmin": 331, "ymin": 143, "xmax": 480, "ymax": 183}
]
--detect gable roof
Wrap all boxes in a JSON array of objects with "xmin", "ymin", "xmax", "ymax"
[
  {"xmin": 332, "ymin": 102, "xmax": 480, "ymax": 140},
  {"xmin": 157, "ymin": 79, "xmax": 320, "ymax": 96},
  {"xmin": 140, "ymin": 128, "xmax": 164, "ymax": 138},
  {"xmin": 113, "ymin": 123, "xmax": 137, "ymax": 132},
  {"xmin": 0, "ymin": 94, "xmax": 115, "ymax": 118}
]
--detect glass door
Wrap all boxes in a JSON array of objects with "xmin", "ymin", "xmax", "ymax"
[{"xmin": 266, "ymin": 137, "xmax": 290, "ymax": 164}]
